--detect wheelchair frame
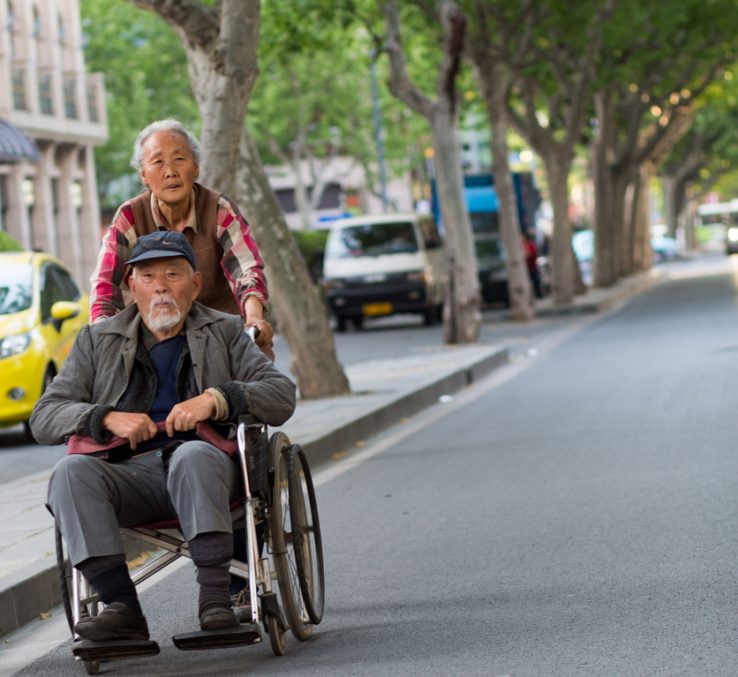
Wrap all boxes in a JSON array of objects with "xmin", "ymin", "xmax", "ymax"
[{"xmin": 55, "ymin": 417, "xmax": 325, "ymax": 674}]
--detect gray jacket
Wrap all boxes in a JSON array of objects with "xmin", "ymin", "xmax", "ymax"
[{"xmin": 30, "ymin": 302, "xmax": 296, "ymax": 445}]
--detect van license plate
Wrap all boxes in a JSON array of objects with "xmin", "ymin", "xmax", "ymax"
[{"xmin": 363, "ymin": 302, "xmax": 393, "ymax": 316}]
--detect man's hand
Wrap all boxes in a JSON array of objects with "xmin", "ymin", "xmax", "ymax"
[
  {"xmin": 165, "ymin": 393, "xmax": 216, "ymax": 437},
  {"xmin": 244, "ymin": 318, "xmax": 275, "ymax": 361},
  {"xmin": 102, "ymin": 411, "xmax": 158, "ymax": 450}
]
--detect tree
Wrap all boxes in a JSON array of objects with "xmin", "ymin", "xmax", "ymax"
[
  {"xmin": 660, "ymin": 73, "xmax": 738, "ymax": 237},
  {"xmin": 464, "ymin": 0, "xmax": 535, "ymax": 322},
  {"xmin": 127, "ymin": 0, "xmax": 350, "ymax": 398},
  {"xmin": 591, "ymin": 0, "xmax": 738, "ymax": 283},
  {"xmin": 251, "ymin": 7, "xmax": 427, "ymax": 227},
  {"xmin": 382, "ymin": 0, "xmax": 481, "ymax": 343},
  {"xmin": 496, "ymin": 0, "xmax": 615, "ymax": 305}
]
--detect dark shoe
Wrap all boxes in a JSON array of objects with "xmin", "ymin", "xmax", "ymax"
[
  {"xmin": 74, "ymin": 602, "xmax": 149, "ymax": 641},
  {"xmin": 199, "ymin": 604, "xmax": 239, "ymax": 631}
]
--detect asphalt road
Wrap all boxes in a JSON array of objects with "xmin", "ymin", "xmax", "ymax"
[{"xmin": 6, "ymin": 255, "xmax": 738, "ymax": 675}]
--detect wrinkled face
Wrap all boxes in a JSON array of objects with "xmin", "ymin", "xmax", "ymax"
[
  {"xmin": 139, "ymin": 131, "xmax": 199, "ymax": 207},
  {"xmin": 129, "ymin": 257, "xmax": 201, "ymax": 335}
]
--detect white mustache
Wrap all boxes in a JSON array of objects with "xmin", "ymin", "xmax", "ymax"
[{"xmin": 149, "ymin": 295, "xmax": 178, "ymax": 312}]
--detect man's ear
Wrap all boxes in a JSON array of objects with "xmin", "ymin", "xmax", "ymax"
[
  {"xmin": 192, "ymin": 271, "xmax": 202, "ymax": 299},
  {"xmin": 127, "ymin": 269, "xmax": 137, "ymax": 294}
]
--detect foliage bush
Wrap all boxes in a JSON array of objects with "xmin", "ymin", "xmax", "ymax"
[
  {"xmin": 0, "ymin": 231, "xmax": 22, "ymax": 252},
  {"xmin": 291, "ymin": 228, "xmax": 330, "ymax": 282}
]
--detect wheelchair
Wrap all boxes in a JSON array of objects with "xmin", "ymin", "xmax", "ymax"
[{"xmin": 54, "ymin": 416, "xmax": 325, "ymax": 674}]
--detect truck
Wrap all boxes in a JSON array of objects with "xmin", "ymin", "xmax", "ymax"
[{"xmin": 431, "ymin": 172, "xmax": 541, "ymax": 305}]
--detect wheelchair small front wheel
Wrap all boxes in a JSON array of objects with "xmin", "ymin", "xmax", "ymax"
[
  {"xmin": 267, "ymin": 432, "xmax": 313, "ymax": 641},
  {"xmin": 266, "ymin": 613, "xmax": 287, "ymax": 655}
]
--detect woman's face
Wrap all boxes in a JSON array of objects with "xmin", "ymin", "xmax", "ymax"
[{"xmin": 139, "ymin": 131, "xmax": 199, "ymax": 208}]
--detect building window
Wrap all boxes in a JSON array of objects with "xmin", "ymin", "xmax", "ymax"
[
  {"xmin": 32, "ymin": 5, "xmax": 40, "ymax": 38},
  {"xmin": 51, "ymin": 178, "xmax": 59, "ymax": 218},
  {"xmin": 12, "ymin": 67, "xmax": 27, "ymax": 110},
  {"xmin": 6, "ymin": 0, "xmax": 15, "ymax": 57},
  {"xmin": 86, "ymin": 81, "xmax": 99, "ymax": 122},
  {"xmin": 57, "ymin": 13, "xmax": 64, "ymax": 46},
  {"xmin": 63, "ymin": 76, "xmax": 78, "ymax": 118},
  {"xmin": 71, "ymin": 181, "xmax": 83, "ymax": 209},
  {"xmin": 0, "ymin": 176, "xmax": 8, "ymax": 232},
  {"xmin": 39, "ymin": 72, "xmax": 53, "ymax": 114}
]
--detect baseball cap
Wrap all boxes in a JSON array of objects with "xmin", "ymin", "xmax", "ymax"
[{"xmin": 126, "ymin": 231, "xmax": 197, "ymax": 270}]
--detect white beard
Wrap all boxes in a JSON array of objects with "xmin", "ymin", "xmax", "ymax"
[{"xmin": 145, "ymin": 296, "xmax": 183, "ymax": 333}]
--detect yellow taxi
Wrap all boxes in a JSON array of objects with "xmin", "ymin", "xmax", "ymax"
[{"xmin": 0, "ymin": 251, "xmax": 89, "ymax": 437}]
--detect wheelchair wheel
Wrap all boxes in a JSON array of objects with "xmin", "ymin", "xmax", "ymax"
[
  {"xmin": 55, "ymin": 525, "xmax": 75, "ymax": 635},
  {"xmin": 267, "ymin": 432, "xmax": 313, "ymax": 641},
  {"xmin": 55, "ymin": 526, "xmax": 102, "ymax": 675},
  {"xmin": 287, "ymin": 445, "xmax": 325, "ymax": 624},
  {"xmin": 266, "ymin": 614, "xmax": 287, "ymax": 655}
]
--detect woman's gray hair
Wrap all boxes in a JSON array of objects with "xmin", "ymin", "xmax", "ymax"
[{"xmin": 130, "ymin": 119, "xmax": 201, "ymax": 171}]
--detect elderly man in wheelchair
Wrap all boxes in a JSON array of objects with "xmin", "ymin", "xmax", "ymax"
[{"xmin": 30, "ymin": 232, "xmax": 296, "ymax": 653}]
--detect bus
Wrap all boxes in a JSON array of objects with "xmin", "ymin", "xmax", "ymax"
[{"xmin": 697, "ymin": 200, "xmax": 738, "ymax": 254}]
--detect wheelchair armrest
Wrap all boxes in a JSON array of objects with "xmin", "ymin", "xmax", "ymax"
[{"xmin": 237, "ymin": 414, "xmax": 265, "ymax": 429}]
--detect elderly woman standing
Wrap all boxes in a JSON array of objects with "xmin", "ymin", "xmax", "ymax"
[{"xmin": 89, "ymin": 119, "xmax": 274, "ymax": 358}]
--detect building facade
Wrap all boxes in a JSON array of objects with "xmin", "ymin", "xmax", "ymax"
[
  {"xmin": 0, "ymin": 0, "xmax": 107, "ymax": 287},
  {"xmin": 267, "ymin": 155, "xmax": 414, "ymax": 231}
]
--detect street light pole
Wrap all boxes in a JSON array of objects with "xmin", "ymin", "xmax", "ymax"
[{"xmin": 369, "ymin": 54, "xmax": 388, "ymax": 212}]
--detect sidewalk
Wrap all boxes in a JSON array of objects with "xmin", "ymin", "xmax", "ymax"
[{"xmin": 0, "ymin": 270, "xmax": 661, "ymax": 638}]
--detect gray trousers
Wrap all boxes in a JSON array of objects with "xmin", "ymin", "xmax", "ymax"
[{"xmin": 47, "ymin": 441, "xmax": 239, "ymax": 567}]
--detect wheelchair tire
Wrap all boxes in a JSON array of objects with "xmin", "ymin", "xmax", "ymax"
[
  {"xmin": 266, "ymin": 614, "xmax": 287, "ymax": 656},
  {"xmin": 287, "ymin": 445, "xmax": 325, "ymax": 624},
  {"xmin": 56, "ymin": 526, "xmax": 102, "ymax": 674},
  {"xmin": 267, "ymin": 432, "xmax": 313, "ymax": 641},
  {"xmin": 55, "ymin": 524, "xmax": 75, "ymax": 636}
]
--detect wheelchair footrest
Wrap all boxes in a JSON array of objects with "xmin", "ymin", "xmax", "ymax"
[
  {"xmin": 172, "ymin": 623, "xmax": 262, "ymax": 650},
  {"xmin": 73, "ymin": 639, "xmax": 160, "ymax": 661}
]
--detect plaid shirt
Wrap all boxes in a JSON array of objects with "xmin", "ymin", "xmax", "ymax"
[{"xmin": 89, "ymin": 189, "xmax": 268, "ymax": 322}]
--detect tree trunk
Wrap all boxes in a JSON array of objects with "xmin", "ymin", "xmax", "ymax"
[
  {"xmin": 662, "ymin": 175, "xmax": 678, "ymax": 238},
  {"xmin": 382, "ymin": 0, "xmax": 480, "ymax": 344},
  {"xmin": 236, "ymin": 130, "xmax": 350, "ymax": 398},
  {"xmin": 592, "ymin": 91, "xmax": 618, "ymax": 287},
  {"xmin": 177, "ymin": 1, "xmax": 259, "ymax": 197},
  {"xmin": 482, "ymin": 67, "xmax": 534, "ymax": 321},
  {"xmin": 631, "ymin": 163, "xmax": 654, "ymax": 272},
  {"xmin": 544, "ymin": 153, "xmax": 576, "ymax": 304},
  {"xmin": 430, "ymin": 113, "xmax": 482, "ymax": 343}
]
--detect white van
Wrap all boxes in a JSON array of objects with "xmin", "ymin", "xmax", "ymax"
[{"xmin": 321, "ymin": 212, "xmax": 446, "ymax": 331}]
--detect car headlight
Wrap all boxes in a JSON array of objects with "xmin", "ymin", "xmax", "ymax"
[
  {"xmin": 0, "ymin": 332, "xmax": 31, "ymax": 359},
  {"xmin": 322, "ymin": 279, "xmax": 345, "ymax": 292},
  {"xmin": 406, "ymin": 271, "xmax": 428, "ymax": 283}
]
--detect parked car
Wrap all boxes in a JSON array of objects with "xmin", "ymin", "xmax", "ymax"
[
  {"xmin": 572, "ymin": 229, "xmax": 594, "ymax": 286},
  {"xmin": 322, "ymin": 213, "xmax": 446, "ymax": 330},
  {"xmin": 0, "ymin": 251, "xmax": 89, "ymax": 438}
]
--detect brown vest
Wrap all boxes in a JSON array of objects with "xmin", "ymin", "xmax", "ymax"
[{"xmin": 128, "ymin": 183, "xmax": 239, "ymax": 315}]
